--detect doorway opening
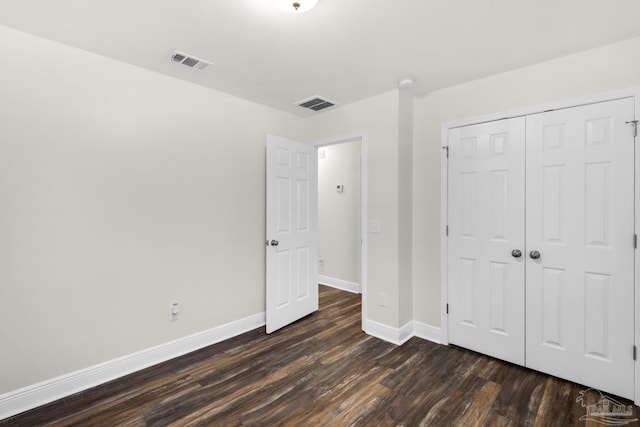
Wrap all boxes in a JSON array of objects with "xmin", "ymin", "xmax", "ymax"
[{"xmin": 315, "ymin": 133, "xmax": 367, "ymax": 331}]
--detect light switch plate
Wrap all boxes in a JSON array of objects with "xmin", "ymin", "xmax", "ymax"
[{"xmin": 368, "ymin": 220, "xmax": 381, "ymax": 233}]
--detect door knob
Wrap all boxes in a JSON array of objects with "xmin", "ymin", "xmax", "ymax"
[
  {"xmin": 529, "ymin": 250, "xmax": 541, "ymax": 259},
  {"xmin": 511, "ymin": 249, "xmax": 522, "ymax": 258},
  {"xmin": 270, "ymin": 240, "xmax": 279, "ymax": 246}
]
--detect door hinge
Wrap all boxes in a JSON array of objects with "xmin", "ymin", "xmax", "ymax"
[
  {"xmin": 446, "ymin": 303, "xmax": 449, "ymax": 314},
  {"xmin": 634, "ymin": 345, "xmax": 637, "ymax": 361},
  {"xmin": 446, "ymin": 225, "xmax": 449, "ymax": 236},
  {"xmin": 442, "ymin": 146, "xmax": 449, "ymax": 158},
  {"xmin": 635, "ymin": 234, "xmax": 637, "ymax": 249},
  {"xmin": 626, "ymin": 120, "xmax": 638, "ymax": 138}
]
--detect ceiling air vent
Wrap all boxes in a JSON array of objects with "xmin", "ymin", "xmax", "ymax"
[
  {"xmin": 295, "ymin": 96, "xmax": 336, "ymax": 112},
  {"xmin": 169, "ymin": 50, "xmax": 214, "ymax": 71}
]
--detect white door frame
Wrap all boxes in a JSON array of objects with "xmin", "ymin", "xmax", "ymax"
[
  {"xmin": 313, "ymin": 131, "xmax": 368, "ymax": 331},
  {"xmin": 440, "ymin": 85, "xmax": 640, "ymax": 404}
]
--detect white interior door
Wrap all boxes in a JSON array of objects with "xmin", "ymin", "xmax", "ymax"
[
  {"xmin": 447, "ymin": 117, "xmax": 526, "ymax": 365},
  {"xmin": 525, "ymin": 98, "xmax": 635, "ymax": 399},
  {"xmin": 266, "ymin": 134, "xmax": 318, "ymax": 334}
]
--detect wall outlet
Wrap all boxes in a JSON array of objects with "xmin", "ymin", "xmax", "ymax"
[{"xmin": 169, "ymin": 303, "xmax": 180, "ymax": 321}]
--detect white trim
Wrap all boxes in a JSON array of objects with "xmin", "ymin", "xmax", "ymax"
[
  {"xmin": 364, "ymin": 320, "xmax": 441, "ymax": 346},
  {"xmin": 440, "ymin": 127, "xmax": 449, "ymax": 346},
  {"xmin": 364, "ymin": 319, "xmax": 412, "ymax": 345},
  {"xmin": 360, "ymin": 135, "xmax": 368, "ymax": 333},
  {"xmin": 0, "ymin": 310, "xmax": 443, "ymax": 420},
  {"xmin": 399, "ymin": 322, "xmax": 413, "ymax": 345},
  {"xmin": 318, "ymin": 275, "xmax": 360, "ymax": 294},
  {"xmin": 313, "ymin": 131, "xmax": 368, "ymax": 333},
  {"xmin": 440, "ymin": 85, "xmax": 640, "ymax": 404},
  {"xmin": 442, "ymin": 85, "xmax": 640, "ymax": 130},
  {"xmin": 0, "ymin": 312, "xmax": 265, "ymax": 421},
  {"xmin": 413, "ymin": 321, "xmax": 442, "ymax": 345},
  {"xmin": 635, "ymin": 92, "xmax": 640, "ymax": 407}
]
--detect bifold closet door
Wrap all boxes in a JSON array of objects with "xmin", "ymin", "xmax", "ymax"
[
  {"xmin": 448, "ymin": 117, "xmax": 526, "ymax": 366},
  {"xmin": 525, "ymin": 98, "xmax": 635, "ymax": 399}
]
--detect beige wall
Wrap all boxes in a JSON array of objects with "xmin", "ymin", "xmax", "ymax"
[
  {"xmin": 413, "ymin": 35, "xmax": 640, "ymax": 327},
  {"xmin": 307, "ymin": 90, "xmax": 402, "ymax": 327},
  {"xmin": 0, "ymin": 26, "xmax": 305, "ymax": 394},
  {"xmin": 5, "ymin": 20, "xmax": 640, "ymax": 400},
  {"xmin": 318, "ymin": 140, "xmax": 361, "ymax": 284}
]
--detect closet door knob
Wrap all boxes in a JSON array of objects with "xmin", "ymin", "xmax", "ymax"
[
  {"xmin": 511, "ymin": 249, "xmax": 522, "ymax": 258},
  {"xmin": 529, "ymin": 250, "xmax": 541, "ymax": 260}
]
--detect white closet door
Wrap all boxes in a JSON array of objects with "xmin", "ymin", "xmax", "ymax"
[
  {"xmin": 526, "ymin": 98, "xmax": 635, "ymax": 399},
  {"xmin": 448, "ymin": 117, "xmax": 526, "ymax": 365}
]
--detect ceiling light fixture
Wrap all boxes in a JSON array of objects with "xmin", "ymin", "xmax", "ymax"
[{"xmin": 277, "ymin": 0, "xmax": 319, "ymax": 13}]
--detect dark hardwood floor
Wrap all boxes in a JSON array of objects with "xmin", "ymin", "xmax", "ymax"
[{"xmin": 2, "ymin": 286, "xmax": 637, "ymax": 426}]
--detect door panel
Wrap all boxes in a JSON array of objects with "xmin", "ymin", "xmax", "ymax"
[
  {"xmin": 526, "ymin": 98, "xmax": 635, "ymax": 399},
  {"xmin": 266, "ymin": 135, "xmax": 318, "ymax": 334},
  {"xmin": 448, "ymin": 117, "xmax": 526, "ymax": 365}
]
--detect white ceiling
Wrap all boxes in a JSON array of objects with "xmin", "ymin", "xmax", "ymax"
[{"xmin": 2, "ymin": 0, "xmax": 640, "ymax": 116}]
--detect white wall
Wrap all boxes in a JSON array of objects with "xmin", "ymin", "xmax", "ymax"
[
  {"xmin": 318, "ymin": 140, "xmax": 360, "ymax": 285},
  {"xmin": 413, "ymin": 35, "xmax": 640, "ymax": 327},
  {"xmin": 0, "ymin": 25, "xmax": 305, "ymax": 394},
  {"xmin": 307, "ymin": 91, "xmax": 402, "ymax": 327},
  {"xmin": 6, "ymin": 20, "xmax": 640, "ymax": 405},
  {"xmin": 398, "ymin": 88, "xmax": 414, "ymax": 327}
]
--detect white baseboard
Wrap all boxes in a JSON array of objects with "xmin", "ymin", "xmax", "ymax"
[
  {"xmin": 364, "ymin": 319, "xmax": 441, "ymax": 346},
  {"xmin": 318, "ymin": 275, "xmax": 361, "ymax": 294},
  {"xmin": 364, "ymin": 319, "xmax": 403, "ymax": 345},
  {"xmin": 412, "ymin": 321, "xmax": 442, "ymax": 344},
  {"xmin": 1, "ymin": 313, "xmax": 442, "ymax": 421},
  {"xmin": 364, "ymin": 319, "xmax": 412, "ymax": 345},
  {"xmin": 0, "ymin": 312, "xmax": 265, "ymax": 421},
  {"xmin": 399, "ymin": 322, "xmax": 414, "ymax": 345}
]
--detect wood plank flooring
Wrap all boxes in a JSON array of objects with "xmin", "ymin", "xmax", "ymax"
[{"xmin": 2, "ymin": 286, "xmax": 637, "ymax": 426}]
